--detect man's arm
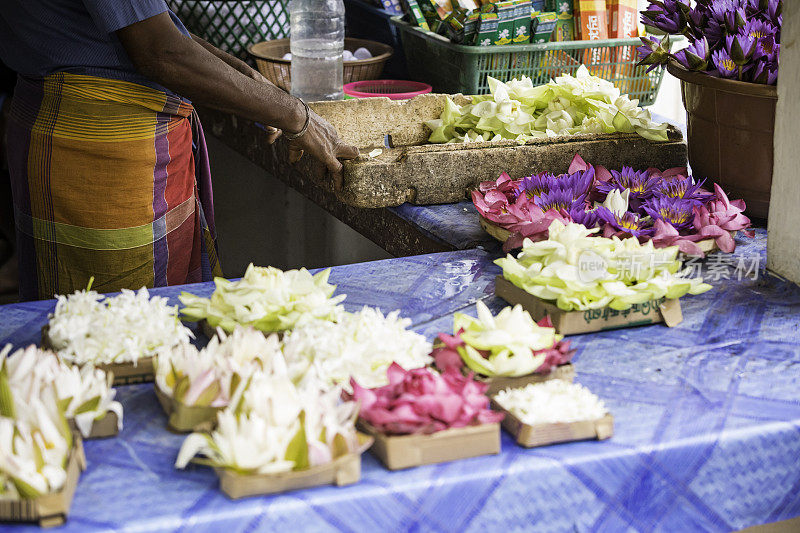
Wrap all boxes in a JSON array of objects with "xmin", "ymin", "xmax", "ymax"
[
  {"xmin": 189, "ymin": 33, "xmax": 282, "ymax": 143},
  {"xmin": 117, "ymin": 12, "xmax": 358, "ymax": 186},
  {"xmin": 190, "ymin": 33, "xmax": 262, "ymax": 81}
]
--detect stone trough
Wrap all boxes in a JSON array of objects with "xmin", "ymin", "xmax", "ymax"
[{"xmin": 309, "ymin": 94, "xmax": 688, "ymax": 209}]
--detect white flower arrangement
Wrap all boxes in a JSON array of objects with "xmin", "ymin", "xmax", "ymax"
[
  {"xmin": 179, "ymin": 264, "xmax": 346, "ymax": 334},
  {"xmin": 447, "ymin": 301, "xmax": 562, "ymax": 377},
  {"xmin": 426, "ymin": 66, "xmax": 670, "ymax": 144},
  {"xmin": 154, "ymin": 326, "xmax": 286, "ymax": 409},
  {"xmin": 1, "ymin": 344, "xmax": 122, "ymax": 438},
  {"xmin": 496, "ymin": 220, "xmax": 712, "ymax": 311},
  {"xmin": 175, "ymin": 364, "xmax": 360, "ymax": 474},
  {"xmin": 46, "ymin": 287, "xmax": 192, "ymax": 366},
  {"xmin": 281, "ymin": 306, "xmax": 432, "ymax": 391},
  {"xmin": 493, "ymin": 380, "xmax": 608, "ymax": 426},
  {"xmin": 0, "ymin": 385, "xmax": 72, "ymax": 499}
]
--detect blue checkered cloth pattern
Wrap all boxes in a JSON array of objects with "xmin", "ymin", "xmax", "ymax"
[{"xmin": 2, "ymin": 228, "xmax": 799, "ymax": 532}]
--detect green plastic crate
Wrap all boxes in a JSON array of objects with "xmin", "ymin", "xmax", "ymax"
[
  {"xmin": 168, "ymin": 1, "xmax": 290, "ymax": 61},
  {"xmin": 391, "ymin": 17, "xmax": 667, "ymax": 105}
]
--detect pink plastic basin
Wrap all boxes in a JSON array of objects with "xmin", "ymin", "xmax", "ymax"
[{"xmin": 343, "ymin": 80, "xmax": 433, "ymax": 100}]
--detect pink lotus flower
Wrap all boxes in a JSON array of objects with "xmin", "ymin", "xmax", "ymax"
[
  {"xmin": 530, "ymin": 316, "xmax": 577, "ymax": 373},
  {"xmin": 349, "ymin": 363, "xmax": 503, "ymax": 435},
  {"xmin": 650, "ymin": 219, "xmax": 706, "ymax": 256},
  {"xmin": 432, "ymin": 318, "xmax": 576, "ymax": 376},
  {"xmin": 691, "ymin": 183, "xmax": 754, "ymax": 253}
]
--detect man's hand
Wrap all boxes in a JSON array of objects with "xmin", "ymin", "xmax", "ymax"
[
  {"xmin": 117, "ymin": 13, "xmax": 357, "ymax": 188},
  {"xmin": 287, "ymin": 108, "xmax": 359, "ymax": 191}
]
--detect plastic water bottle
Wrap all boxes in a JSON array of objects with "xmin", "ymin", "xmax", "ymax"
[{"xmin": 289, "ymin": 0, "xmax": 344, "ymax": 101}]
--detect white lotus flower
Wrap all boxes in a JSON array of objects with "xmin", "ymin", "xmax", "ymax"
[
  {"xmin": 494, "ymin": 381, "xmax": 607, "ymax": 425},
  {"xmin": 0, "ymin": 387, "xmax": 71, "ymax": 499},
  {"xmin": 0, "ymin": 344, "xmax": 122, "ymax": 438},
  {"xmin": 282, "ymin": 306, "xmax": 432, "ymax": 391},
  {"xmin": 451, "ymin": 301, "xmax": 560, "ymax": 377},
  {"xmin": 46, "ymin": 287, "xmax": 192, "ymax": 366},
  {"xmin": 154, "ymin": 326, "xmax": 285, "ymax": 408},
  {"xmin": 599, "ymin": 188, "xmax": 631, "ymax": 217},
  {"xmin": 175, "ymin": 363, "xmax": 360, "ymax": 474},
  {"xmin": 180, "ymin": 264, "xmax": 346, "ymax": 334},
  {"xmin": 176, "ymin": 410, "xmax": 298, "ymax": 475}
]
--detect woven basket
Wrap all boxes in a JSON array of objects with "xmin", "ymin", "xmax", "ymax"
[{"xmin": 248, "ymin": 38, "xmax": 393, "ymax": 92}]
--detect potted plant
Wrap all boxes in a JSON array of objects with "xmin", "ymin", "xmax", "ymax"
[{"xmin": 637, "ymin": 0, "xmax": 782, "ymax": 219}]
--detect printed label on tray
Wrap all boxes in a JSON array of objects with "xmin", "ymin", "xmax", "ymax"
[{"xmin": 582, "ymin": 298, "xmax": 664, "ymax": 324}]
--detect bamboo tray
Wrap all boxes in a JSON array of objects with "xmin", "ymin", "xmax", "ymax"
[
  {"xmin": 154, "ymin": 385, "xmax": 221, "ymax": 433},
  {"xmin": 41, "ymin": 326, "xmax": 154, "ymax": 385},
  {"xmin": 0, "ymin": 438, "xmax": 86, "ymax": 528},
  {"xmin": 495, "ymin": 276, "xmax": 683, "ymax": 334},
  {"xmin": 68, "ymin": 411, "xmax": 119, "ymax": 439},
  {"xmin": 481, "ymin": 363, "xmax": 575, "ymax": 396},
  {"xmin": 213, "ymin": 433, "xmax": 373, "ymax": 499},
  {"xmin": 492, "ymin": 400, "xmax": 614, "ymax": 448},
  {"xmin": 358, "ymin": 420, "xmax": 500, "ymax": 471}
]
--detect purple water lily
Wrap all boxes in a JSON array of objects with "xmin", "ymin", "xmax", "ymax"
[
  {"xmin": 726, "ymin": 33, "xmax": 758, "ymax": 66},
  {"xmin": 715, "ymin": 3, "xmax": 747, "ymax": 33},
  {"xmin": 655, "ymin": 176, "xmax": 714, "ymax": 203},
  {"xmin": 570, "ymin": 205, "xmax": 601, "ymax": 228},
  {"xmin": 743, "ymin": 18, "xmax": 776, "ymax": 41},
  {"xmin": 534, "ymin": 188, "xmax": 582, "ymax": 214},
  {"xmin": 766, "ymin": 0, "xmax": 782, "ymax": 26},
  {"xmin": 554, "ymin": 168, "xmax": 595, "ymax": 199},
  {"xmin": 674, "ymin": 37, "xmax": 710, "ymax": 70},
  {"xmin": 752, "ymin": 60, "xmax": 778, "ymax": 84},
  {"xmin": 637, "ymin": 35, "xmax": 673, "ymax": 73},
  {"xmin": 596, "ymin": 167, "xmax": 659, "ymax": 203},
  {"xmin": 596, "ymin": 208, "xmax": 653, "ymax": 238},
  {"xmin": 637, "ymin": 0, "xmax": 781, "ymax": 85},
  {"xmin": 712, "ymin": 49, "xmax": 738, "ymax": 78},
  {"xmin": 518, "ymin": 173, "xmax": 556, "ymax": 199},
  {"xmin": 642, "ymin": 197, "xmax": 697, "ymax": 230}
]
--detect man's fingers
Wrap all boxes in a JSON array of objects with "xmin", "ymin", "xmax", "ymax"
[
  {"xmin": 336, "ymin": 143, "xmax": 360, "ymax": 160},
  {"xmin": 326, "ymin": 157, "xmax": 344, "ymax": 191},
  {"xmin": 265, "ymin": 126, "xmax": 282, "ymax": 144},
  {"xmin": 289, "ymin": 147, "xmax": 304, "ymax": 163}
]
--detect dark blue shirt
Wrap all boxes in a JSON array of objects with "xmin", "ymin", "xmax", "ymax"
[{"xmin": 0, "ymin": 0, "xmax": 191, "ymax": 89}]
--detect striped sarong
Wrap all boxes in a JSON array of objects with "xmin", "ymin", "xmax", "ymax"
[{"xmin": 7, "ymin": 72, "xmax": 222, "ymax": 300}]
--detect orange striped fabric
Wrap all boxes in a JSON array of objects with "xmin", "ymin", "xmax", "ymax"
[{"xmin": 7, "ymin": 72, "xmax": 222, "ymax": 300}]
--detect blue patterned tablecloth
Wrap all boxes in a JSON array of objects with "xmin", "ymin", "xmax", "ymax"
[
  {"xmin": 2, "ymin": 228, "xmax": 800, "ymax": 532},
  {"xmin": 388, "ymin": 201, "xmax": 499, "ymax": 253}
]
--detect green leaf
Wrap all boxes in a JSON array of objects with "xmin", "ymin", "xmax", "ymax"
[
  {"xmin": 284, "ymin": 413, "xmax": 309, "ymax": 471},
  {"xmin": 193, "ymin": 381, "xmax": 221, "ymax": 407},
  {"xmin": 0, "ymin": 365, "xmax": 16, "ymax": 418},
  {"xmin": 58, "ymin": 396, "xmax": 73, "ymax": 413},
  {"xmin": 11, "ymin": 477, "xmax": 41, "ymax": 499},
  {"xmin": 32, "ymin": 439, "xmax": 45, "ymax": 471},
  {"xmin": 331, "ymin": 433, "xmax": 350, "ymax": 459},
  {"xmin": 612, "ymin": 112, "xmax": 635, "ymax": 133},
  {"xmin": 458, "ymin": 345, "xmax": 495, "ymax": 377},
  {"xmin": 229, "ymin": 373, "xmax": 242, "ymax": 396},
  {"xmin": 74, "ymin": 396, "xmax": 101, "ymax": 415},
  {"xmin": 173, "ymin": 375, "xmax": 190, "ymax": 403}
]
